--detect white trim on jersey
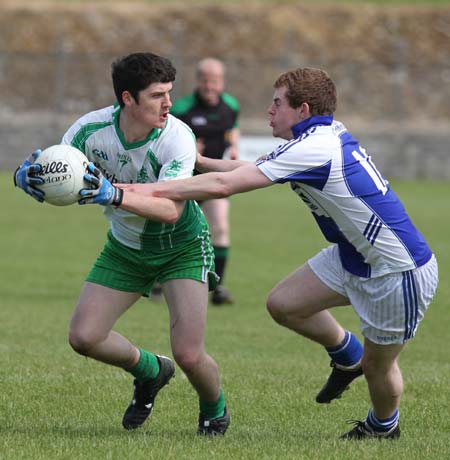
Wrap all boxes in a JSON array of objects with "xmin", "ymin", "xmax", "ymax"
[
  {"xmin": 62, "ymin": 107, "xmax": 200, "ymax": 250},
  {"xmin": 257, "ymin": 115, "xmax": 432, "ymax": 278}
]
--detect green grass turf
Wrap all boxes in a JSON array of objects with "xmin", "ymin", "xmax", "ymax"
[{"xmin": 1, "ymin": 173, "xmax": 449, "ymax": 459}]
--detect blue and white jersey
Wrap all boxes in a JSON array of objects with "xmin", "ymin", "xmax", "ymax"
[{"xmin": 256, "ymin": 115, "xmax": 432, "ymax": 278}]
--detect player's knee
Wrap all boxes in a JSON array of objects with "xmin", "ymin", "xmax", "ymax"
[
  {"xmin": 266, "ymin": 291, "xmax": 286, "ymax": 324},
  {"xmin": 172, "ymin": 347, "xmax": 203, "ymax": 374},
  {"xmin": 68, "ymin": 329, "xmax": 100, "ymax": 356},
  {"xmin": 360, "ymin": 353, "xmax": 389, "ymax": 379},
  {"xmin": 267, "ymin": 290, "xmax": 311, "ymax": 328}
]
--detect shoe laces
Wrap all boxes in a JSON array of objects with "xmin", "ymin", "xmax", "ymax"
[
  {"xmin": 345, "ymin": 419, "xmax": 365, "ymax": 426},
  {"xmin": 345, "ymin": 419, "xmax": 372, "ymax": 433}
]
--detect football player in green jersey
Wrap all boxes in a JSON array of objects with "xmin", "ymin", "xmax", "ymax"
[{"xmin": 14, "ymin": 52, "xmax": 230, "ymax": 436}]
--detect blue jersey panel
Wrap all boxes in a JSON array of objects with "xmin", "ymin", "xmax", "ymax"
[
  {"xmin": 257, "ymin": 115, "xmax": 433, "ymax": 277},
  {"xmin": 280, "ymin": 161, "xmax": 331, "ymax": 190},
  {"xmin": 341, "ymin": 131, "xmax": 432, "ymax": 269}
]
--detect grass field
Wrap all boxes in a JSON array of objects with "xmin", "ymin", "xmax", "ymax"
[{"xmin": 1, "ymin": 173, "xmax": 449, "ymax": 460}]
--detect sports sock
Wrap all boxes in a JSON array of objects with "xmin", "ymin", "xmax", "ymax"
[
  {"xmin": 199, "ymin": 389, "xmax": 226, "ymax": 420},
  {"xmin": 213, "ymin": 246, "xmax": 229, "ymax": 283},
  {"xmin": 366, "ymin": 408, "xmax": 399, "ymax": 433},
  {"xmin": 325, "ymin": 330, "xmax": 363, "ymax": 368},
  {"xmin": 128, "ymin": 348, "xmax": 160, "ymax": 382}
]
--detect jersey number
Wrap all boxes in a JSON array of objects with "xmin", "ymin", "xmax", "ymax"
[{"xmin": 352, "ymin": 147, "xmax": 388, "ymax": 195}]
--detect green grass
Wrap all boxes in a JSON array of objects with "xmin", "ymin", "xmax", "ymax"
[{"xmin": 1, "ymin": 173, "xmax": 450, "ymax": 459}]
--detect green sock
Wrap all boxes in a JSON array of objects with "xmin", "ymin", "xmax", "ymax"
[
  {"xmin": 128, "ymin": 348, "xmax": 160, "ymax": 382},
  {"xmin": 199, "ymin": 389, "xmax": 226, "ymax": 419}
]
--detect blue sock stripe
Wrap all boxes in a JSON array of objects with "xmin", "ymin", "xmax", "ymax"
[
  {"xmin": 367, "ymin": 409, "xmax": 399, "ymax": 432},
  {"xmin": 326, "ymin": 331, "xmax": 350, "ymax": 354},
  {"xmin": 326, "ymin": 331, "xmax": 362, "ymax": 367}
]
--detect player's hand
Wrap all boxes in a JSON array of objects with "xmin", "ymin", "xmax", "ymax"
[
  {"xmin": 13, "ymin": 149, "xmax": 45, "ymax": 202},
  {"xmin": 196, "ymin": 138, "xmax": 205, "ymax": 155},
  {"xmin": 195, "ymin": 150, "xmax": 206, "ymax": 171},
  {"xmin": 78, "ymin": 163, "xmax": 123, "ymax": 206},
  {"xmin": 228, "ymin": 145, "xmax": 239, "ymax": 161},
  {"xmin": 256, "ymin": 153, "xmax": 272, "ymax": 162}
]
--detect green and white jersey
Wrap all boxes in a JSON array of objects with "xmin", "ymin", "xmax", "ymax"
[{"xmin": 62, "ymin": 105, "xmax": 207, "ymax": 253}]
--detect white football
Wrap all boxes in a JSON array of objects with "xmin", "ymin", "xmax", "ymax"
[{"xmin": 35, "ymin": 144, "xmax": 89, "ymax": 206}]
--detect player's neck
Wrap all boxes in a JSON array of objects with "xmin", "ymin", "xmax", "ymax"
[{"xmin": 119, "ymin": 110, "xmax": 154, "ymax": 143}]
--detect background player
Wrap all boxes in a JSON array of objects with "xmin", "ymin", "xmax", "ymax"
[
  {"xmin": 169, "ymin": 57, "xmax": 240, "ymax": 305},
  {"xmin": 116, "ymin": 67, "xmax": 438, "ymax": 440},
  {"xmin": 14, "ymin": 52, "xmax": 230, "ymax": 436}
]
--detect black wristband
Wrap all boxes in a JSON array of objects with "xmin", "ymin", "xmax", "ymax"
[
  {"xmin": 13, "ymin": 166, "xmax": 20, "ymax": 186},
  {"xmin": 112, "ymin": 187, "xmax": 124, "ymax": 207}
]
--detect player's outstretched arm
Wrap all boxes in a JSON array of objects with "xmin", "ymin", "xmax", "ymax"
[
  {"xmin": 119, "ymin": 191, "xmax": 185, "ymax": 224},
  {"xmin": 13, "ymin": 149, "xmax": 45, "ymax": 202},
  {"xmin": 79, "ymin": 163, "xmax": 185, "ymax": 223},
  {"xmin": 195, "ymin": 152, "xmax": 248, "ymax": 173},
  {"xmin": 119, "ymin": 163, "xmax": 272, "ymax": 202}
]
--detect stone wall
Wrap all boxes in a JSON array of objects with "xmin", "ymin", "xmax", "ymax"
[{"xmin": 2, "ymin": 1, "xmax": 450, "ymax": 177}]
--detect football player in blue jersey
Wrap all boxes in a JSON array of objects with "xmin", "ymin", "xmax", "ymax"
[{"xmin": 114, "ymin": 67, "xmax": 437, "ymax": 440}]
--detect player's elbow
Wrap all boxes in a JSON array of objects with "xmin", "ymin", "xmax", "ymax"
[
  {"xmin": 164, "ymin": 202, "xmax": 185, "ymax": 225},
  {"xmin": 166, "ymin": 213, "xmax": 180, "ymax": 225},
  {"xmin": 212, "ymin": 176, "xmax": 233, "ymax": 198},
  {"xmin": 161, "ymin": 209, "xmax": 181, "ymax": 225}
]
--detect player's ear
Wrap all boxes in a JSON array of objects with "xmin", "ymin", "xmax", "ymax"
[
  {"xmin": 122, "ymin": 90, "xmax": 136, "ymax": 107},
  {"xmin": 297, "ymin": 102, "xmax": 310, "ymax": 120}
]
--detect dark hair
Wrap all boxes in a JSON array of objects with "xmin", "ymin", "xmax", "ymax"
[
  {"xmin": 111, "ymin": 52, "xmax": 176, "ymax": 107},
  {"xmin": 274, "ymin": 68, "xmax": 336, "ymax": 115}
]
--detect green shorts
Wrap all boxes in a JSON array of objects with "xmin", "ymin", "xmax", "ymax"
[{"xmin": 86, "ymin": 231, "xmax": 219, "ymax": 295}]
